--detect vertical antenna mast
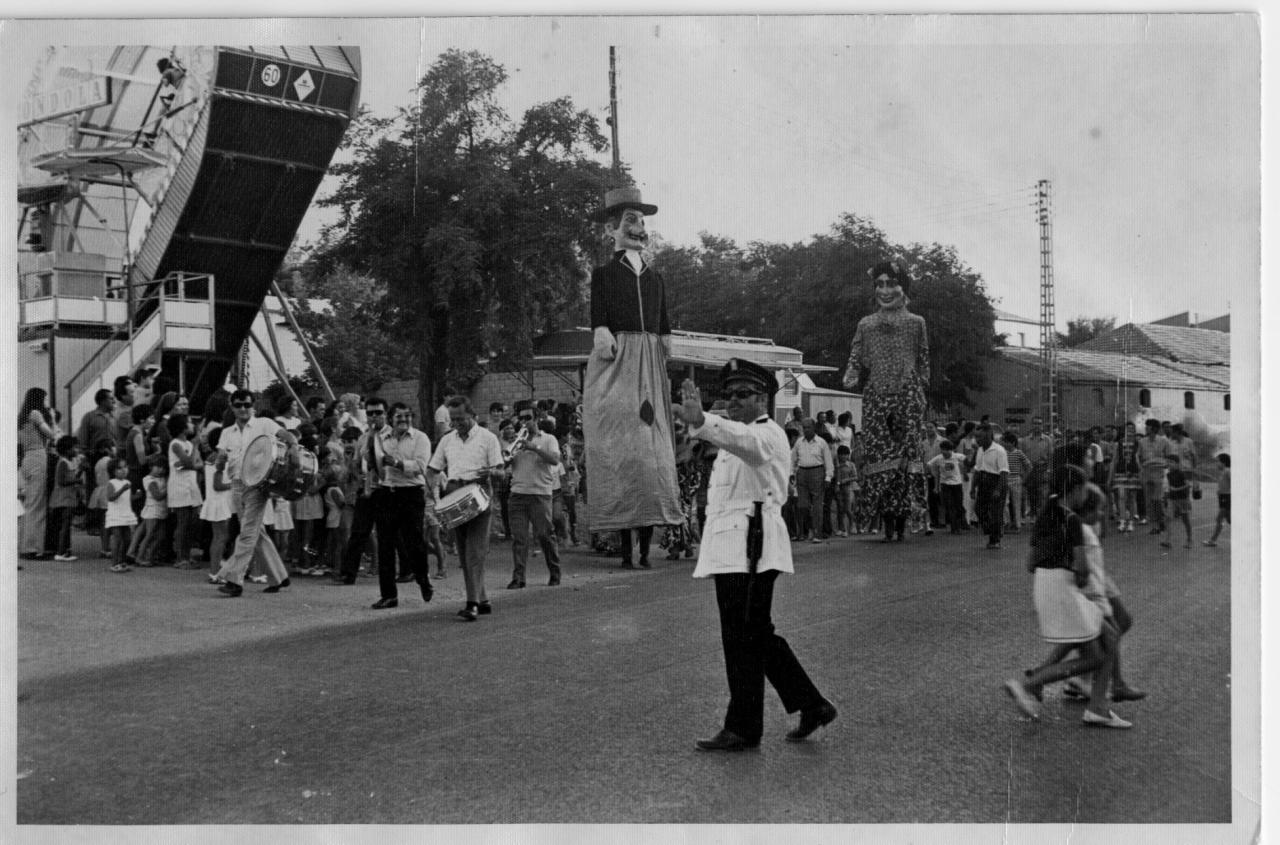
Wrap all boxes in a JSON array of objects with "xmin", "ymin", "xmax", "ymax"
[
  {"xmin": 608, "ymin": 46, "xmax": 621, "ymax": 174},
  {"xmin": 1037, "ymin": 179, "xmax": 1058, "ymax": 440}
]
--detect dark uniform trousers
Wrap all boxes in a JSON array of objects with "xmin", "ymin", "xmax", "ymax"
[
  {"xmin": 339, "ymin": 488, "xmax": 384, "ymax": 581},
  {"xmin": 375, "ymin": 485, "xmax": 431, "ymax": 599},
  {"xmin": 714, "ymin": 569, "xmax": 823, "ymax": 741}
]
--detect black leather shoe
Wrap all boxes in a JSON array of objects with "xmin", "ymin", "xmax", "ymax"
[
  {"xmin": 263, "ymin": 577, "xmax": 291, "ymax": 593},
  {"xmin": 217, "ymin": 582, "xmax": 243, "ymax": 597},
  {"xmin": 548, "ymin": 576, "xmax": 561, "ymax": 586},
  {"xmin": 695, "ymin": 729, "xmax": 759, "ymax": 752},
  {"xmin": 785, "ymin": 700, "xmax": 838, "ymax": 742},
  {"xmin": 506, "ymin": 579, "xmax": 525, "ymax": 589},
  {"xmin": 418, "ymin": 579, "xmax": 433, "ymax": 603},
  {"xmin": 476, "ymin": 602, "xmax": 492, "ymax": 615},
  {"xmin": 638, "ymin": 557, "xmax": 651, "ymax": 569},
  {"xmin": 371, "ymin": 597, "xmax": 398, "ymax": 609},
  {"xmin": 396, "ymin": 573, "xmax": 415, "ymax": 583},
  {"xmin": 620, "ymin": 559, "xmax": 635, "ymax": 570},
  {"xmin": 457, "ymin": 604, "xmax": 478, "ymax": 621}
]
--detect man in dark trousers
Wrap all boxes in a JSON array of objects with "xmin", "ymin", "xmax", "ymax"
[
  {"xmin": 676, "ymin": 359, "xmax": 837, "ymax": 751},
  {"xmin": 331, "ymin": 396, "xmax": 389, "ymax": 590}
]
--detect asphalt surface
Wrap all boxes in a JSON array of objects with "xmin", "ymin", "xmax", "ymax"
[{"xmin": 16, "ymin": 517, "xmax": 1235, "ymax": 826}]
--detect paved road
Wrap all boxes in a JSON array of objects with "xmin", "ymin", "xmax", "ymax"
[{"xmin": 16, "ymin": 519, "xmax": 1234, "ymax": 825}]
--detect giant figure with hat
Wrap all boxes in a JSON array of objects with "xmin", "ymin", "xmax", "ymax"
[
  {"xmin": 584, "ymin": 187, "xmax": 682, "ymax": 537},
  {"xmin": 842, "ymin": 261, "xmax": 931, "ymax": 542}
]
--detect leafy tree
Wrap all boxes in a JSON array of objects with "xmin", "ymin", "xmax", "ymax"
[
  {"xmin": 654, "ymin": 212, "xmax": 997, "ymax": 411},
  {"xmin": 1058, "ymin": 316, "xmax": 1117, "ymax": 347},
  {"xmin": 290, "ymin": 265, "xmax": 416, "ymax": 394},
  {"xmin": 313, "ymin": 49, "xmax": 617, "ymax": 413}
]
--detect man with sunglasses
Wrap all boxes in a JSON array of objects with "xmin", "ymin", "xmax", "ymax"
[
  {"xmin": 505, "ymin": 400, "xmax": 563, "ymax": 589},
  {"xmin": 212, "ymin": 389, "xmax": 293, "ymax": 597},
  {"xmin": 675, "ymin": 359, "xmax": 836, "ymax": 752},
  {"xmin": 332, "ymin": 397, "xmax": 390, "ymax": 589}
]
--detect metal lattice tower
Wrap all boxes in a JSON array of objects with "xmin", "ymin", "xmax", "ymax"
[{"xmin": 1037, "ymin": 179, "xmax": 1057, "ymax": 435}]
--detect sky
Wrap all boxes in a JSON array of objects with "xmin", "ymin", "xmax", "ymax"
[
  {"xmin": 284, "ymin": 14, "xmax": 1257, "ymax": 329},
  {"xmin": 5, "ymin": 12, "xmax": 1259, "ymax": 333}
]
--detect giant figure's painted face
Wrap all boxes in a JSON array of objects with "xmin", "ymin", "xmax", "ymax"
[
  {"xmin": 873, "ymin": 274, "xmax": 906, "ymax": 311},
  {"xmin": 609, "ymin": 208, "xmax": 649, "ymax": 251}
]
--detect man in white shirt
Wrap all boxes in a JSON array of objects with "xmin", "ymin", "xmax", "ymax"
[
  {"xmin": 790, "ymin": 418, "xmax": 833, "ymax": 544},
  {"xmin": 214, "ymin": 389, "xmax": 292, "ymax": 596},
  {"xmin": 369, "ymin": 402, "xmax": 435, "ymax": 609},
  {"xmin": 428, "ymin": 396, "xmax": 505, "ymax": 621},
  {"xmin": 676, "ymin": 358, "xmax": 835, "ymax": 752},
  {"xmin": 969, "ymin": 423, "xmax": 1010, "ymax": 549},
  {"xmin": 505, "ymin": 401, "xmax": 563, "ymax": 589}
]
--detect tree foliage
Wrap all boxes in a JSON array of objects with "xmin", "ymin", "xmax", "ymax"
[
  {"xmin": 291, "ymin": 265, "xmax": 416, "ymax": 394},
  {"xmin": 654, "ymin": 213, "xmax": 997, "ymax": 412},
  {"xmin": 1058, "ymin": 316, "xmax": 1117, "ymax": 347},
  {"xmin": 312, "ymin": 49, "xmax": 618, "ymax": 410}
]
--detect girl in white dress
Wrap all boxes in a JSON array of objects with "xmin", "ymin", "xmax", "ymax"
[
  {"xmin": 199, "ymin": 427, "xmax": 234, "ymax": 578},
  {"xmin": 103, "ymin": 458, "xmax": 138, "ymax": 572},
  {"xmin": 166, "ymin": 414, "xmax": 204, "ymax": 569}
]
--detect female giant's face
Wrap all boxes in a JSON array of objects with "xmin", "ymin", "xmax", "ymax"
[{"xmin": 874, "ymin": 274, "xmax": 906, "ymax": 311}]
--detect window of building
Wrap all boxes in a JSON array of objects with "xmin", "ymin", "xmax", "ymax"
[
  {"xmin": 1138, "ymin": 389, "xmax": 1150, "ymax": 408},
  {"xmin": 1224, "ymin": 394, "xmax": 1231, "ymax": 411},
  {"xmin": 1184, "ymin": 391, "xmax": 1195, "ymax": 410},
  {"xmin": 1092, "ymin": 388, "xmax": 1105, "ymax": 407}
]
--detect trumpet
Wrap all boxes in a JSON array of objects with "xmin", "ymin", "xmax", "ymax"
[{"xmin": 509, "ymin": 425, "xmax": 531, "ymax": 457}]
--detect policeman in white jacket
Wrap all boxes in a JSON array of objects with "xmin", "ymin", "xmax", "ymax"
[{"xmin": 677, "ymin": 359, "xmax": 837, "ymax": 751}]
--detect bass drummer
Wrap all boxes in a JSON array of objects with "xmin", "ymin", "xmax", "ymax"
[
  {"xmin": 213, "ymin": 388, "xmax": 294, "ymax": 597},
  {"xmin": 427, "ymin": 395, "xmax": 504, "ymax": 622}
]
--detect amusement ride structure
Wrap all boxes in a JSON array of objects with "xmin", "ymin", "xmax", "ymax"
[{"xmin": 16, "ymin": 45, "xmax": 360, "ymax": 422}]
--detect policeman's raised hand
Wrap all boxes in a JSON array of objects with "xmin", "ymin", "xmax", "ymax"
[{"xmin": 676, "ymin": 378, "xmax": 705, "ymax": 429}]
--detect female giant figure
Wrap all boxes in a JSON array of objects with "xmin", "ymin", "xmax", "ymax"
[{"xmin": 841, "ymin": 261, "xmax": 930, "ymax": 542}]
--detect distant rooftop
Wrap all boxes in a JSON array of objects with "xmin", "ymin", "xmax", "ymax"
[{"xmin": 1077, "ymin": 322, "xmax": 1230, "ymax": 365}]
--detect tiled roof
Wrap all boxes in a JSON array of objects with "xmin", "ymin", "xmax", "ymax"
[
  {"xmin": 993, "ymin": 308, "xmax": 1039, "ymax": 324},
  {"xmin": 999, "ymin": 347, "xmax": 1227, "ymax": 391},
  {"xmin": 1076, "ymin": 323, "xmax": 1229, "ymax": 365}
]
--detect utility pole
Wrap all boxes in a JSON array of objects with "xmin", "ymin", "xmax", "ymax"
[
  {"xmin": 608, "ymin": 46, "xmax": 621, "ymax": 175},
  {"xmin": 1037, "ymin": 179, "xmax": 1058, "ymax": 440}
]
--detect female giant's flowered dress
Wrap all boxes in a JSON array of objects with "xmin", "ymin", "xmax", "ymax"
[{"xmin": 842, "ymin": 307, "xmax": 930, "ymax": 522}]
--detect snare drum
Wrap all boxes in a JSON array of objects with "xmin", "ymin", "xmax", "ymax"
[
  {"xmin": 241, "ymin": 435, "xmax": 318, "ymax": 501},
  {"xmin": 436, "ymin": 483, "xmax": 491, "ymax": 529}
]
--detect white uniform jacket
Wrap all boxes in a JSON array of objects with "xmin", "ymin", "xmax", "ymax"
[{"xmin": 689, "ymin": 412, "xmax": 794, "ymax": 578}]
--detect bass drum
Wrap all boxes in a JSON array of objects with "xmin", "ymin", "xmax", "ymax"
[{"xmin": 241, "ymin": 435, "xmax": 317, "ymax": 501}]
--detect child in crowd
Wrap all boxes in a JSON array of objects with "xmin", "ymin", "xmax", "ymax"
[
  {"xmin": 558, "ymin": 443, "xmax": 581, "ymax": 546},
  {"xmin": 88, "ymin": 447, "xmax": 116, "ymax": 557},
  {"xmin": 293, "ymin": 424, "xmax": 325, "ymax": 570},
  {"xmin": 1035, "ymin": 484, "xmax": 1146, "ymax": 705},
  {"xmin": 103, "ymin": 457, "xmax": 137, "ymax": 573},
  {"xmin": 1001, "ymin": 432, "xmax": 1029, "ymax": 533},
  {"xmin": 166, "ymin": 413, "xmax": 204, "ymax": 569},
  {"xmin": 49, "ymin": 435, "xmax": 83, "ymax": 561},
  {"xmin": 1203, "ymin": 453, "xmax": 1231, "ymax": 547},
  {"xmin": 928, "ymin": 439, "xmax": 967, "ymax": 533},
  {"xmin": 422, "ymin": 472, "xmax": 448, "ymax": 578},
  {"xmin": 129, "ymin": 454, "xmax": 169, "ymax": 566},
  {"xmin": 199, "ymin": 427, "xmax": 234, "ymax": 579},
  {"xmin": 321, "ymin": 451, "xmax": 347, "ymax": 577},
  {"xmin": 270, "ymin": 492, "xmax": 293, "ymax": 574},
  {"xmin": 1161, "ymin": 454, "xmax": 1193, "ymax": 549},
  {"xmin": 834, "ymin": 445, "xmax": 860, "ymax": 536}
]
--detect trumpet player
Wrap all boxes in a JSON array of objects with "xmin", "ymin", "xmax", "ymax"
[{"xmin": 505, "ymin": 400, "xmax": 563, "ymax": 590}]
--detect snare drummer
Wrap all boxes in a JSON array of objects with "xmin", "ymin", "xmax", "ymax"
[
  {"xmin": 213, "ymin": 389, "xmax": 293, "ymax": 597},
  {"xmin": 427, "ymin": 396, "xmax": 504, "ymax": 622}
]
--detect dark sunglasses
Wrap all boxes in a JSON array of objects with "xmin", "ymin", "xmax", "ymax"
[
  {"xmin": 719, "ymin": 389, "xmax": 762, "ymax": 400},
  {"xmin": 518, "ymin": 414, "xmax": 534, "ymax": 421},
  {"xmin": 231, "ymin": 401, "xmax": 254, "ymax": 408},
  {"xmin": 366, "ymin": 408, "xmax": 386, "ymax": 415}
]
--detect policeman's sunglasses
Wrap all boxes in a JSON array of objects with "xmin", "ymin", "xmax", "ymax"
[{"xmin": 720, "ymin": 388, "xmax": 762, "ymax": 400}]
